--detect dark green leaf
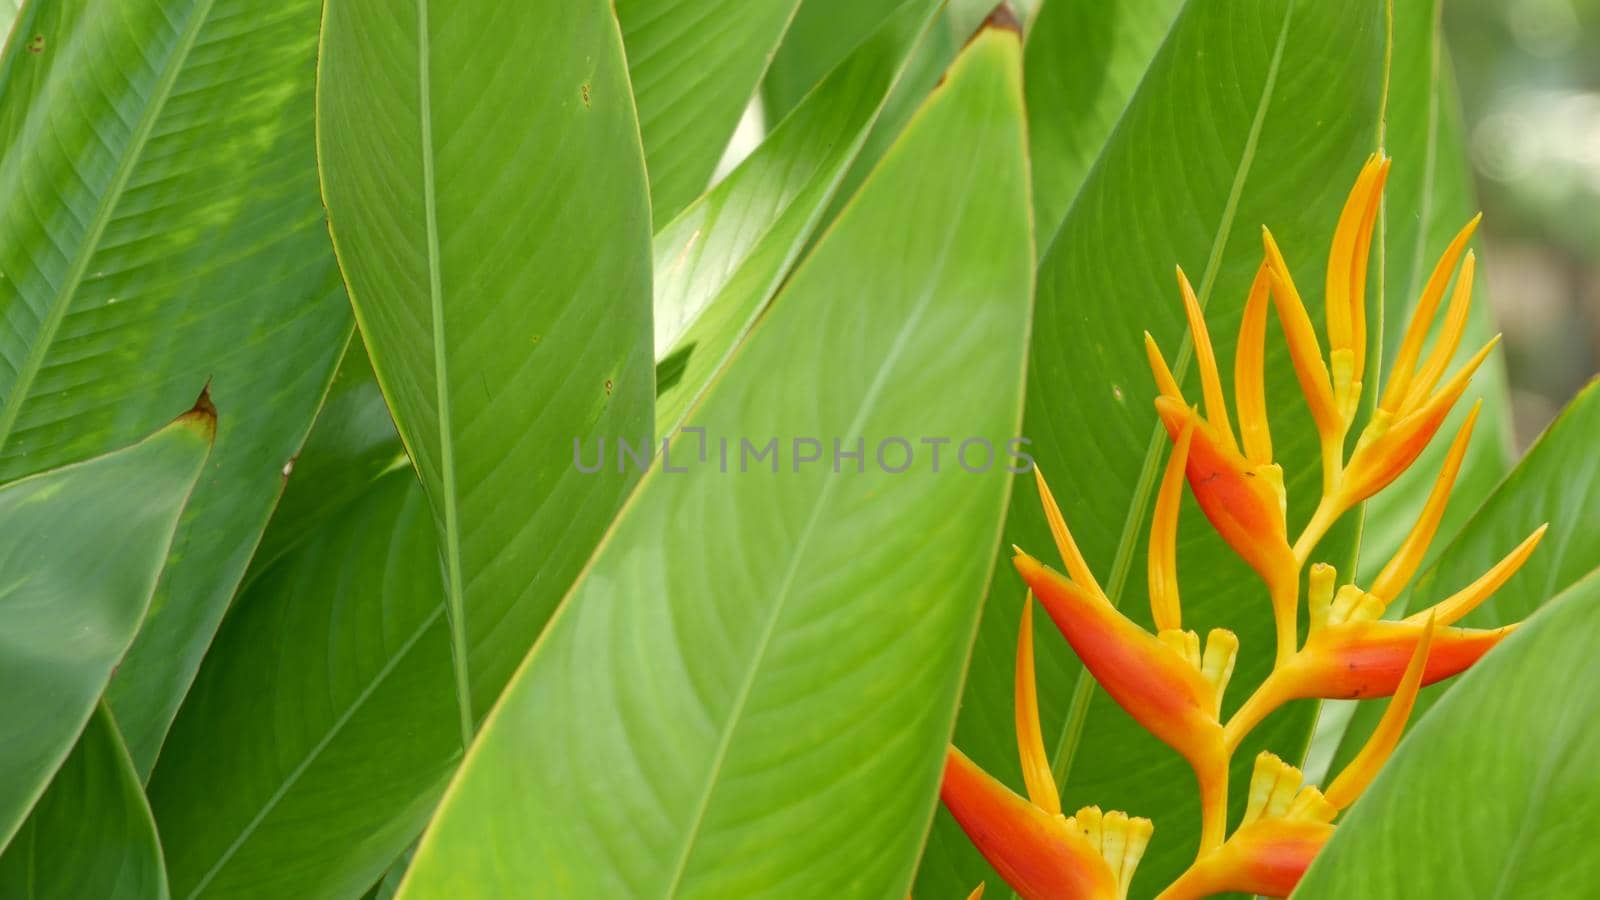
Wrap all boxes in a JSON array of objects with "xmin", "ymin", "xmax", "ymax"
[{"xmin": 0, "ymin": 0, "xmax": 352, "ymax": 774}]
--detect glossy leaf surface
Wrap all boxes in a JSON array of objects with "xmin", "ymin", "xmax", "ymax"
[
  {"xmin": 398, "ymin": 24, "xmax": 1034, "ymax": 897},
  {"xmin": 0, "ymin": 0, "xmax": 352, "ymax": 773}
]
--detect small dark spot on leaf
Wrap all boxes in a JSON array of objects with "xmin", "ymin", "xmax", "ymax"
[
  {"xmin": 580, "ymin": 82, "xmax": 591, "ymax": 108},
  {"xmin": 603, "ymin": 378, "xmax": 613, "ymax": 396},
  {"xmin": 26, "ymin": 35, "xmax": 45, "ymax": 54}
]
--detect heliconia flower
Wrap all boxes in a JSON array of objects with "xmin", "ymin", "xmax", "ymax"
[
  {"xmin": 1164, "ymin": 627, "xmax": 1435, "ymax": 899},
  {"xmin": 1014, "ymin": 503, "xmax": 1237, "ymax": 848},
  {"xmin": 1223, "ymin": 417, "xmax": 1546, "ymax": 743},
  {"xmin": 941, "ymin": 598, "xmax": 1153, "ymax": 900},
  {"xmin": 1143, "ymin": 268, "xmax": 1298, "ymax": 660},
  {"xmin": 1262, "ymin": 154, "xmax": 1500, "ymax": 522}
]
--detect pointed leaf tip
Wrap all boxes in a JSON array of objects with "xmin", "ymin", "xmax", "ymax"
[
  {"xmin": 177, "ymin": 382, "xmax": 218, "ymax": 440},
  {"xmin": 981, "ymin": 3, "xmax": 1022, "ymax": 35}
]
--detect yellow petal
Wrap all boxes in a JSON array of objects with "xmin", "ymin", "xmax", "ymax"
[
  {"xmin": 1033, "ymin": 466, "xmax": 1104, "ymax": 596},
  {"xmin": 1381, "ymin": 213, "xmax": 1481, "ymax": 414},
  {"xmin": 1015, "ymin": 596, "xmax": 1061, "ymax": 815},
  {"xmin": 1370, "ymin": 400, "xmax": 1481, "ymax": 603},
  {"xmin": 1262, "ymin": 227, "xmax": 1341, "ymax": 438},
  {"xmin": 1234, "ymin": 262, "xmax": 1274, "ymax": 466},
  {"xmin": 1348, "ymin": 157, "xmax": 1391, "ymax": 384},
  {"xmin": 1325, "ymin": 154, "xmax": 1387, "ymax": 358},
  {"xmin": 966, "ymin": 884, "xmax": 985, "ymax": 900},
  {"xmin": 1176, "ymin": 266, "xmax": 1238, "ymax": 453},
  {"xmin": 1404, "ymin": 250, "xmax": 1477, "ymax": 413},
  {"xmin": 1323, "ymin": 613, "xmax": 1435, "ymax": 809},
  {"xmin": 1150, "ymin": 415, "xmax": 1195, "ymax": 632},
  {"xmin": 1409, "ymin": 524, "xmax": 1548, "ymax": 627},
  {"xmin": 1144, "ymin": 331, "xmax": 1184, "ymax": 402}
]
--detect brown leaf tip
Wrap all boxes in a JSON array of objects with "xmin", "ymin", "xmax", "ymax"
[
  {"xmin": 178, "ymin": 381, "xmax": 218, "ymax": 440},
  {"xmin": 981, "ymin": 3, "xmax": 1021, "ymax": 36}
]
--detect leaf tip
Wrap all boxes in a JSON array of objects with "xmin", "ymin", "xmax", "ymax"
[{"xmin": 177, "ymin": 380, "xmax": 218, "ymax": 441}]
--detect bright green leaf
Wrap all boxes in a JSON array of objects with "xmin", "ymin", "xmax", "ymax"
[
  {"xmin": 0, "ymin": 406, "xmax": 211, "ymax": 848},
  {"xmin": 0, "ymin": 706, "xmax": 170, "ymax": 900},
  {"xmin": 0, "ymin": 0, "xmax": 352, "ymax": 774},
  {"xmin": 918, "ymin": 1, "xmax": 1387, "ymax": 894},
  {"xmin": 615, "ymin": 0, "xmax": 802, "ymax": 223},
  {"xmin": 1296, "ymin": 570, "xmax": 1600, "ymax": 898},
  {"xmin": 317, "ymin": 0, "xmax": 655, "ymax": 735},
  {"xmin": 398, "ymin": 23, "xmax": 1034, "ymax": 897},
  {"xmin": 654, "ymin": 0, "xmax": 943, "ymax": 434},
  {"xmin": 759, "ymin": 0, "xmax": 906, "ymax": 122}
]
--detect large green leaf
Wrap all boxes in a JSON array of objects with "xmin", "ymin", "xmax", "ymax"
[
  {"xmin": 615, "ymin": 0, "xmax": 802, "ymax": 224},
  {"xmin": 0, "ymin": 404, "xmax": 211, "ymax": 848},
  {"xmin": 1295, "ymin": 570, "xmax": 1600, "ymax": 898},
  {"xmin": 917, "ymin": 1, "xmax": 1387, "ymax": 895},
  {"xmin": 1023, "ymin": 0, "xmax": 1184, "ymax": 248},
  {"xmin": 653, "ymin": 0, "xmax": 942, "ymax": 434},
  {"xmin": 148, "ymin": 10, "xmax": 946, "ymax": 891},
  {"xmin": 317, "ymin": 0, "xmax": 655, "ymax": 735},
  {"xmin": 0, "ymin": 707, "xmax": 169, "ymax": 899},
  {"xmin": 397, "ymin": 23, "xmax": 1033, "ymax": 897},
  {"xmin": 1325, "ymin": 378, "xmax": 1600, "ymax": 777},
  {"xmin": 0, "ymin": 0, "xmax": 352, "ymax": 774},
  {"xmin": 149, "ymin": 470, "xmax": 456, "ymax": 900}
]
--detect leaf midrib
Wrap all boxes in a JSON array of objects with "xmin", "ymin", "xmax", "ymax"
[
  {"xmin": 660, "ymin": 112, "xmax": 989, "ymax": 895},
  {"xmin": 1046, "ymin": 0, "xmax": 1298, "ymax": 788},
  {"xmin": 413, "ymin": 0, "xmax": 474, "ymax": 747},
  {"xmin": 0, "ymin": 0, "xmax": 219, "ymax": 456}
]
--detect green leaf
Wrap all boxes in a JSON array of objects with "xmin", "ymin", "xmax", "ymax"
[
  {"xmin": 1325, "ymin": 377, "xmax": 1600, "ymax": 777},
  {"xmin": 317, "ymin": 0, "xmax": 655, "ymax": 735},
  {"xmin": 242, "ymin": 342, "xmax": 405, "ymax": 588},
  {"xmin": 615, "ymin": 0, "xmax": 802, "ymax": 224},
  {"xmin": 149, "ymin": 470, "xmax": 457, "ymax": 900},
  {"xmin": 397, "ymin": 23, "xmax": 1034, "ymax": 897},
  {"xmin": 0, "ymin": 706, "xmax": 170, "ymax": 900},
  {"xmin": 759, "ymin": 0, "xmax": 907, "ymax": 122},
  {"xmin": 1295, "ymin": 570, "xmax": 1600, "ymax": 898},
  {"xmin": 917, "ymin": 1, "xmax": 1387, "ymax": 894},
  {"xmin": 0, "ymin": 0, "xmax": 351, "ymax": 774},
  {"xmin": 0, "ymin": 405, "xmax": 212, "ymax": 848},
  {"xmin": 654, "ymin": 0, "xmax": 944, "ymax": 434},
  {"xmin": 1023, "ymin": 0, "xmax": 1184, "ymax": 247},
  {"xmin": 1354, "ymin": 0, "xmax": 1513, "ymax": 586}
]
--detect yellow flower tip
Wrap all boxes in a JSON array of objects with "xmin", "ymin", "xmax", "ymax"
[
  {"xmin": 1381, "ymin": 213, "xmax": 1484, "ymax": 414},
  {"xmin": 1409, "ymin": 523, "xmax": 1547, "ymax": 627},
  {"xmin": 1327, "ymin": 584, "xmax": 1385, "ymax": 628},
  {"xmin": 1015, "ymin": 596, "xmax": 1061, "ymax": 816},
  {"xmin": 1234, "ymin": 261, "xmax": 1275, "ymax": 466},
  {"xmin": 1174, "ymin": 266, "xmax": 1238, "ymax": 454},
  {"xmin": 965, "ymin": 883, "xmax": 985, "ymax": 900},
  {"xmin": 1307, "ymin": 562, "xmax": 1338, "ymax": 631},
  {"xmin": 1369, "ymin": 400, "xmax": 1482, "ymax": 603},
  {"xmin": 1200, "ymin": 628, "xmax": 1239, "ymax": 717},
  {"xmin": 1149, "ymin": 415, "xmax": 1194, "ymax": 632},
  {"xmin": 1243, "ymin": 752, "xmax": 1310, "ymax": 826},
  {"xmin": 1261, "ymin": 228, "xmax": 1340, "ymax": 439},
  {"xmin": 1323, "ymin": 614, "xmax": 1435, "ymax": 810},
  {"xmin": 1144, "ymin": 332, "xmax": 1185, "ymax": 402},
  {"xmin": 1033, "ymin": 465, "xmax": 1104, "ymax": 595},
  {"xmin": 1067, "ymin": 806, "xmax": 1154, "ymax": 900}
]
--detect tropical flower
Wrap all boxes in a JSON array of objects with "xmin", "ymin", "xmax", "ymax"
[{"xmin": 941, "ymin": 158, "xmax": 1543, "ymax": 899}]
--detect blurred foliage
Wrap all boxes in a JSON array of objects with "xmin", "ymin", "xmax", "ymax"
[{"xmin": 1446, "ymin": 0, "xmax": 1600, "ymax": 442}]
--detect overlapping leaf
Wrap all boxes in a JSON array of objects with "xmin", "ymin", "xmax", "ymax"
[
  {"xmin": 917, "ymin": 1, "xmax": 1387, "ymax": 894},
  {"xmin": 0, "ymin": 707, "xmax": 169, "ymax": 900},
  {"xmin": 397, "ymin": 23, "xmax": 1034, "ymax": 897},
  {"xmin": 0, "ymin": 405, "xmax": 211, "ymax": 847},
  {"xmin": 318, "ymin": 0, "xmax": 655, "ymax": 735},
  {"xmin": 0, "ymin": 0, "xmax": 351, "ymax": 773}
]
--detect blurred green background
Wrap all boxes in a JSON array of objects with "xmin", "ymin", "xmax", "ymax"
[{"xmin": 1449, "ymin": 0, "xmax": 1600, "ymax": 445}]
